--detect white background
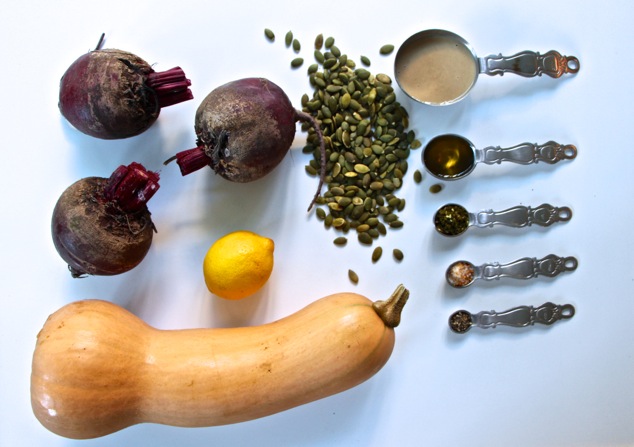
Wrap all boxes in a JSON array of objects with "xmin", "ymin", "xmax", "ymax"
[{"xmin": 2, "ymin": 1, "xmax": 633, "ymax": 446}]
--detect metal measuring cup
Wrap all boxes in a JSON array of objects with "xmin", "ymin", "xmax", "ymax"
[{"xmin": 394, "ymin": 29, "xmax": 580, "ymax": 106}]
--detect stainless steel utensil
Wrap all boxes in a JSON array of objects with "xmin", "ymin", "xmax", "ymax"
[
  {"xmin": 433, "ymin": 203, "xmax": 572, "ymax": 237},
  {"xmin": 423, "ymin": 134, "xmax": 577, "ymax": 180},
  {"xmin": 446, "ymin": 255, "xmax": 578, "ymax": 288},
  {"xmin": 449, "ymin": 302, "xmax": 575, "ymax": 333},
  {"xmin": 394, "ymin": 29, "xmax": 580, "ymax": 106}
]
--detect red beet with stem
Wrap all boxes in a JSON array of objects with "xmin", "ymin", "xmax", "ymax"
[
  {"xmin": 59, "ymin": 34, "xmax": 193, "ymax": 139},
  {"xmin": 52, "ymin": 163, "xmax": 160, "ymax": 278},
  {"xmin": 165, "ymin": 77, "xmax": 326, "ymax": 211}
]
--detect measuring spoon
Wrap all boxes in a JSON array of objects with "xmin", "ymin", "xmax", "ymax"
[
  {"xmin": 446, "ymin": 254, "xmax": 578, "ymax": 288},
  {"xmin": 394, "ymin": 29, "xmax": 580, "ymax": 106},
  {"xmin": 423, "ymin": 134, "xmax": 577, "ymax": 180},
  {"xmin": 449, "ymin": 302, "xmax": 575, "ymax": 334},
  {"xmin": 433, "ymin": 203, "xmax": 572, "ymax": 237}
]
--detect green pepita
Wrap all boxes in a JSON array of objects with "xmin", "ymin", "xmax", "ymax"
[
  {"xmin": 264, "ymin": 28, "xmax": 275, "ymax": 41},
  {"xmin": 372, "ymin": 246, "xmax": 383, "ymax": 263},
  {"xmin": 348, "ymin": 269, "xmax": 359, "ymax": 284},
  {"xmin": 333, "ymin": 236, "xmax": 348, "ymax": 246},
  {"xmin": 285, "ymin": 31, "xmax": 293, "ymax": 47},
  {"xmin": 315, "ymin": 33, "xmax": 324, "ymax": 50},
  {"xmin": 379, "ymin": 44, "xmax": 395, "ymax": 55},
  {"xmin": 393, "ymin": 249, "xmax": 404, "ymax": 261}
]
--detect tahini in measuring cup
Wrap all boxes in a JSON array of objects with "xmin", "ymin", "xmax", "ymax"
[{"xmin": 394, "ymin": 29, "xmax": 580, "ymax": 106}]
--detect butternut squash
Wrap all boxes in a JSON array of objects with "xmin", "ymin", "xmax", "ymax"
[{"xmin": 31, "ymin": 285, "xmax": 409, "ymax": 439}]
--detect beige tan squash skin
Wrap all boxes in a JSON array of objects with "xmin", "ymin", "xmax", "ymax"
[{"xmin": 31, "ymin": 285, "xmax": 409, "ymax": 439}]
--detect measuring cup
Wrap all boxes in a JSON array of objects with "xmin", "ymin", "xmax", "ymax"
[
  {"xmin": 423, "ymin": 134, "xmax": 577, "ymax": 180},
  {"xmin": 394, "ymin": 29, "xmax": 580, "ymax": 106},
  {"xmin": 445, "ymin": 254, "xmax": 578, "ymax": 288},
  {"xmin": 448, "ymin": 302, "xmax": 575, "ymax": 334},
  {"xmin": 433, "ymin": 203, "xmax": 572, "ymax": 237}
]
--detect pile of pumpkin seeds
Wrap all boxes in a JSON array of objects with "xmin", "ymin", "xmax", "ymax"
[{"xmin": 265, "ymin": 30, "xmax": 422, "ymax": 263}]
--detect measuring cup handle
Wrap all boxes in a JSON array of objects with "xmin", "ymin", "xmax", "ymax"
[
  {"xmin": 475, "ymin": 204, "xmax": 572, "ymax": 228},
  {"xmin": 480, "ymin": 254, "xmax": 576, "ymax": 281},
  {"xmin": 480, "ymin": 50, "xmax": 580, "ymax": 78},
  {"xmin": 480, "ymin": 142, "xmax": 577, "ymax": 165}
]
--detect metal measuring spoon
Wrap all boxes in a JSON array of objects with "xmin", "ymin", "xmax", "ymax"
[
  {"xmin": 394, "ymin": 29, "xmax": 580, "ymax": 106},
  {"xmin": 446, "ymin": 255, "xmax": 578, "ymax": 288},
  {"xmin": 433, "ymin": 203, "xmax": 572, "ymax": 237},
  {"xmin": 449, "ymin": 302, "xmax": 575, "ymax": 334},
  {"xmin": 423, "ymin": 134, "xmax": 577, "ymax": 180}
]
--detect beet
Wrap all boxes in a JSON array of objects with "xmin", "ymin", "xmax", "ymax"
[
  {"xmin": 59, "ymin": 34, "xmax": 193, "ymax": 139},
  {"xmin": 165, "ymin": 77, "xmax": 326, "ymax": 210},
  {"xmin": 52, "ymin": 163, "xmax": 160, "ymax": 278}
]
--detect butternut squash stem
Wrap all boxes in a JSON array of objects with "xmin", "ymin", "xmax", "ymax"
[{"xmin": 372, "ymin": 284, "xmax": 409, "ymax": 328}]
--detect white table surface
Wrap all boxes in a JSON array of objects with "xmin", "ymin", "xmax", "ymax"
[{"xmin": 2, "ymin": 1, "xmax": 633, "ymax": 446}]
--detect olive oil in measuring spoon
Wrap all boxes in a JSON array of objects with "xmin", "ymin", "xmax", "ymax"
[{"xmin": 423, "ymin": 134, "xmax": 475, "ymax": 179}]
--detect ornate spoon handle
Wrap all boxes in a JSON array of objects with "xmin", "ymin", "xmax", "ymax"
[
  {"xmin": 472, "ymin": 302, "xmax": 575, "ymax": 329},
  {"xmin": 479, "ymin": 50, "xmax": 580, "ymax": 78},
  {"xmin": 473, "ymin": 204, "xmax": 572, "ymax": 229},
  {"xmin": 477, "ymin": 255, "xmax": 578, "ymax": 281},
  {"xmin": 477, "ymin": 142, "xmax": 577, "ymax": 165}
]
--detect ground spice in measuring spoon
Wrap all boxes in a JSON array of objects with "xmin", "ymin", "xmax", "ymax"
[{"xmin": 434, "ymin": 204, "xmax": 470, "ymax": 236}]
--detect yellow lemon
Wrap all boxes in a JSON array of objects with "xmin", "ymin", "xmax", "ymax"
[{"xmin": 203, "ymin": 230, "xmax": 275, "ymax": 300}]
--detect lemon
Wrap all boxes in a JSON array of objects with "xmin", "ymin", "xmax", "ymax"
[{"xmin": 203, "ymin": 230, "xmax": 275, "ymax": 300}]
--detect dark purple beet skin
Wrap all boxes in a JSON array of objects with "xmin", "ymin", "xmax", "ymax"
[
  {"xmin": 59, "ymin": 43, "xmax": 193, "ymax": 139},
  {"xmin": 165, "ymin": 77, "xmax": 326, "ymax": 210},
  {"xmin": 52, "ymin": 163, "xmax": 160, "ymax": 277}
]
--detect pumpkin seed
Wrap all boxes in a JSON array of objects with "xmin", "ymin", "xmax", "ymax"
[
  {"xmin": 285, "ymin": 31, "xmax": 293, "ymax": 47},
  {"xmin": 333, "ymin": 236, "xmax": 348, "ymax": 246},
  {"xmin": 358, "ymin": 233, "xmax": 372, "ymax": 245},
  {"xmin": 293, "ymin": 39, "xmax": 301, "ymax": 53},
  {"xmin": 315, "ymin": 33, "xmax": 324, "ymax": 50},
  {"xmin": 360, "ymin": 55, "xmax": 371, "ymax": 66},
  {"xmin": 264, "ymin": 28, "xmax": 275, "ymax": 41},
  {"xmin": 291, "ymin": 57, "xmax": 304, "ymax": 68},
  {"xmin": 314, "ymin": 50, "xmax": 325, "ymax": 64},
  {"xmin": 379, "ymin": 44, "xmax": 395, "ymax": 55},
  {"xmin": 371, "ymin": 246, "xmax": 383, "ymax": 263},
  {"xmin": 325, "ymin": 36, "xmax": 335, "ymax": 48},
  {"xmin": 414, "ymin": 169, "xmax": 423, "ymax": 184},
  {"xmin": 316, "ymin": 207, "xmax": 326, "ymax": 220},
  {"xmin": 348, "ymin": 269, "xmax": 359, "ymax": 284},
  {"xmin": 376, "ymin": 73, "xmax": 391, "ymax": 84},
  {"xmin": 429, "ymin": 183, "xmax": 443, "ymax": 194},
  {"xmin": 393, "ymin": 249, "xmax": 404, "ymax": 261}
]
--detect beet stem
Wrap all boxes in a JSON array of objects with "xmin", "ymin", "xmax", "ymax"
[
  {"xmin": 146, "ymin": 67, "xmax": 193, "ymax": 108},
  {"xmin": 94, "ymin": 33, "xmax": 106, "ymax": 51},
  {"xmin": 164, "ymin": 147, "xmax": 211, "ymax": 176},
  {"xmin": 296, "ymin": 110, "xmax": 326, "ymax": 211},
  {"xmin": 103, "ymin": 163, "xmax": 160, "ymax": 213}
]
